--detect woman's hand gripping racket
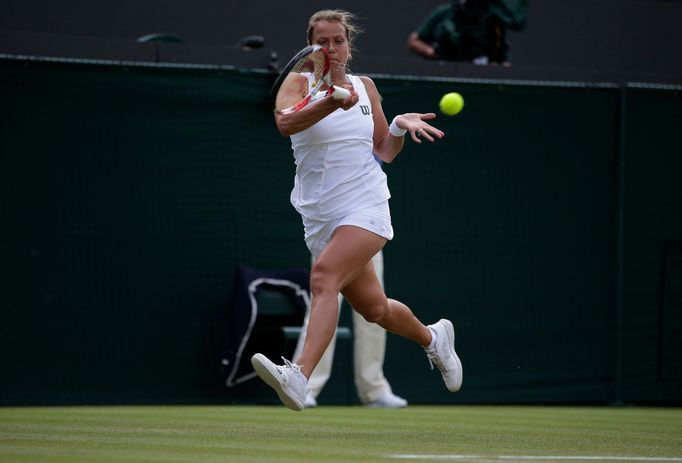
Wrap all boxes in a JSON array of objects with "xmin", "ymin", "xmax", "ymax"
[{"xmin": 271, "ymin": 45, "xmax": 352, "ymax": 114}]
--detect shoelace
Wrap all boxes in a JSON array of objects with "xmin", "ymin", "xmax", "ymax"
[
  {"xmin": 281, "ymin": 356, "xmax": 303, "ymax": 373},
  {"xmin": 281, "ymin": 357, "xmax": 310, "ymax": 398},
  {"xmin": 426, "ymin": 350, "xmax": 444, "ymax": 372}
]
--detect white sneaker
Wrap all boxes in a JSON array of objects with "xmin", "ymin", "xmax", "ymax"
[
  {"xmin": 251, "ymin": 354, "xmax": 309, "ymax": 411},
  {"xmin": 304, "ymin": 392, "xmax": 317, "ymax": 408},
  {"xmin": 365, "ymin": 392, "xmax": 408, "ymax": 408},
  {"xmin": 424, "ymin": 319, "xmax": 463, "ymax": 392}
]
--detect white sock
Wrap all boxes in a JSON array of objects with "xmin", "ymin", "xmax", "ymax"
[{"xmin": 426, "ymin": 326, "xmax": 438, "ymax": 350}]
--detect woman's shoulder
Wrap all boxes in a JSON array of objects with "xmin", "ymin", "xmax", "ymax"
[
  {"xmin": 360, "ymin": 75, "xmax": 381, "ymax": 96},
  {"xmin": 356, "ymin": 75, "xmax": 377, "ymax": 90},
  {"xmin": 354, "ymin": 75, "xmax": 381, "ymax": 104}
]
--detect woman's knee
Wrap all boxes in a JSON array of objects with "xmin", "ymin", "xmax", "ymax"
[
  {"xmin": 359, "ymin": 301, "xmax": 389, "ymax": 324},
  {"xmin": 309, "ymin": 261, "xmax": 340, "ymax": 296}
]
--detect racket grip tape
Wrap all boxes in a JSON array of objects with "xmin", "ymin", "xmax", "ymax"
[{"xmin": 331, "ymin": 86, "xmax": 351, "ymax": 100}]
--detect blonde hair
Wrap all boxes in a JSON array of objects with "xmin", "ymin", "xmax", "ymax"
[{"xmin": 306, "ymin": 9, "xmax": 362, "ymax": 47}]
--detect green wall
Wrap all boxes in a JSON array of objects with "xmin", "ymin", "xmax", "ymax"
[{"xmin": 1, "ymin": 58, "xmax": 680, "ymax": 405}]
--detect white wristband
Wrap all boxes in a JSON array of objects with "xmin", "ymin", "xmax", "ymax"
[{"xmin": 388, "ymin": 117, "xmax": 407, "ymax": 137}]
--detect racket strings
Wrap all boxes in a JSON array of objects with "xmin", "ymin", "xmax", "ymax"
[
  {"xmin": 292, "ymin": 51, "xmax": 329, "ymax": 90},
  {"xmin": 274, "ymin": 46, "xmax": 334, "ymax": 114}
]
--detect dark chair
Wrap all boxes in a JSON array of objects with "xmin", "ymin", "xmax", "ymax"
[{"xmin": 222, "ymin": 266, "xmax": 310, "ymax": 387}]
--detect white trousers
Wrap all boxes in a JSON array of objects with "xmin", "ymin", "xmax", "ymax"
[{"xmin": 292, "ymin": 251, "xmax": 393, "ymax": 404}]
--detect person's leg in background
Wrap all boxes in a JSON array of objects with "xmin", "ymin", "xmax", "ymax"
[{"xmin": 353, "ymin": 250, "xmax": 407, "ymax": 407}]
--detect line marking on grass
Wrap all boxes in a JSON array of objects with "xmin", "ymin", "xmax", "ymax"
[{"xmin": 386, "ymin": 455, "xmax": 682, "ymax": 462}]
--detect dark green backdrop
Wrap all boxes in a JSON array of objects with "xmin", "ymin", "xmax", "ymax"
[{"xmin": 1, "ymin": 58, "xmax": 680, "ymax": 405}]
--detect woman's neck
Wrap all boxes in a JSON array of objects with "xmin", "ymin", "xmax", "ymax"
[{"xmin": 330, "ymin": 72, "xmax": 349, "ymax": 86}]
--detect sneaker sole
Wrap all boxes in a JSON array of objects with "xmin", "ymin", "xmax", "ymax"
[
  {"xmin": 439, "ymin": 319, "xmax": 463, "ymax": 392},
  {"xmin": 364, "ymin": 398, "xmax": 408, "ymax": 408},
  {"xmin": 251, "ymin": 354, "xmax": 305, "ymax": 411}
]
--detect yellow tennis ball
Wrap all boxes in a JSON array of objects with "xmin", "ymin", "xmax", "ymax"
[{"xmin": 439, "ymin": 92, "xmax": 464, "ymax": 116}]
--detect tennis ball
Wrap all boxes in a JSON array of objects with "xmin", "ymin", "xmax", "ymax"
[{"xmin": 439, "ymin": 92, "xmax": 464, "ymax": 116}]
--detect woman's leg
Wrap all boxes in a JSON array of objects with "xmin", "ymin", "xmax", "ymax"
[
  {"xmin": 253, "ymin": 224, "xmax": 461, "ymax": 411},
  {"xmin": 341, "ymin": 264, "xmax": 432, "ymax": 347},
  {"xmin": 342, "ymin": 261, "xmax": 463, "ymax": 393},
  {"xmin": 295, "ymin": 225, "xmax": 386, "ymax": 378}
]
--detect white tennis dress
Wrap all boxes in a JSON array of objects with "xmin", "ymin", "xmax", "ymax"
[{"xmin": 289, "ymin": 75, "xmax": 391, "ymax": 222}]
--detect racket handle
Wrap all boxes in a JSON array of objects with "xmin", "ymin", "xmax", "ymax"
[{"xmin": 331, "ymin": 86, "xmax": 351, "ymax": 100}]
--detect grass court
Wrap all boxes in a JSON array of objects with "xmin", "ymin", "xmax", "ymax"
[{"xmin": 1, "ymin": 405, "xmax": 681, "ymax": 462}]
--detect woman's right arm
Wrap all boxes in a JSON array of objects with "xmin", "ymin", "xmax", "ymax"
[
  {"xmin": 275, "ymin": 95, "xmax": 355, "ymax": 137},
  {"xmin": 274, "ymin": 75, "xmax": 358, "ymax": 137}
]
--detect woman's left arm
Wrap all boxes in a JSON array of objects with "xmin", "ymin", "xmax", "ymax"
[
  {"xmin": 362, "ymin": 76, "xmax": 402, "ymax": 164},
  {"xmin": 361, "ymin": 76, "xmax": 444, "ymax": 164}
]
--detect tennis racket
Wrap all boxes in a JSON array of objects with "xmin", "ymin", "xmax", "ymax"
[{"xmin": 271, "ymin": 45, "xmax": 351, "ymax": 114}]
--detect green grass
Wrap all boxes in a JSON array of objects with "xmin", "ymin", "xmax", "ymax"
[{"xmin": 1, "ymin": 406, "xmax": 681, "ymax": 462}]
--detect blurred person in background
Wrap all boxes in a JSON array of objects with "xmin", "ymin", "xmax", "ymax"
[{"xmin": 407, "ymin": 0, "xmax": 527, "ymax": 65}]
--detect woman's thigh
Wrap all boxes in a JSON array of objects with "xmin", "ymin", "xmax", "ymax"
[
  {"xmin": 341, "ymin": 262, "xmax": 388, "ymax": 322},
  {"xmin": 312, "ymin": 225, "xmax": 386, "ymax": 293}
]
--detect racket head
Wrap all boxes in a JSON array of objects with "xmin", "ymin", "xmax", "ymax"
[{"xmin": 270, "ymin": 45, "xmax": 332, "ymax": 114}]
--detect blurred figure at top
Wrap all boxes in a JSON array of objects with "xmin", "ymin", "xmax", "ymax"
[{"xmin": 407, "ymin": 0, "xmax": 528, "ymax": 66}]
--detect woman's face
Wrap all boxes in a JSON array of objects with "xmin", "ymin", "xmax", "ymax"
[{"xmin": 310, "ymin": 19, "xmax": 351, "ymax": 67}]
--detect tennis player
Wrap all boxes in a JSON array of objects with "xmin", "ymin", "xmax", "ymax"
[{"xmin": 251, "ymin": 9, "xmax": 462, "ymax": 411}]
